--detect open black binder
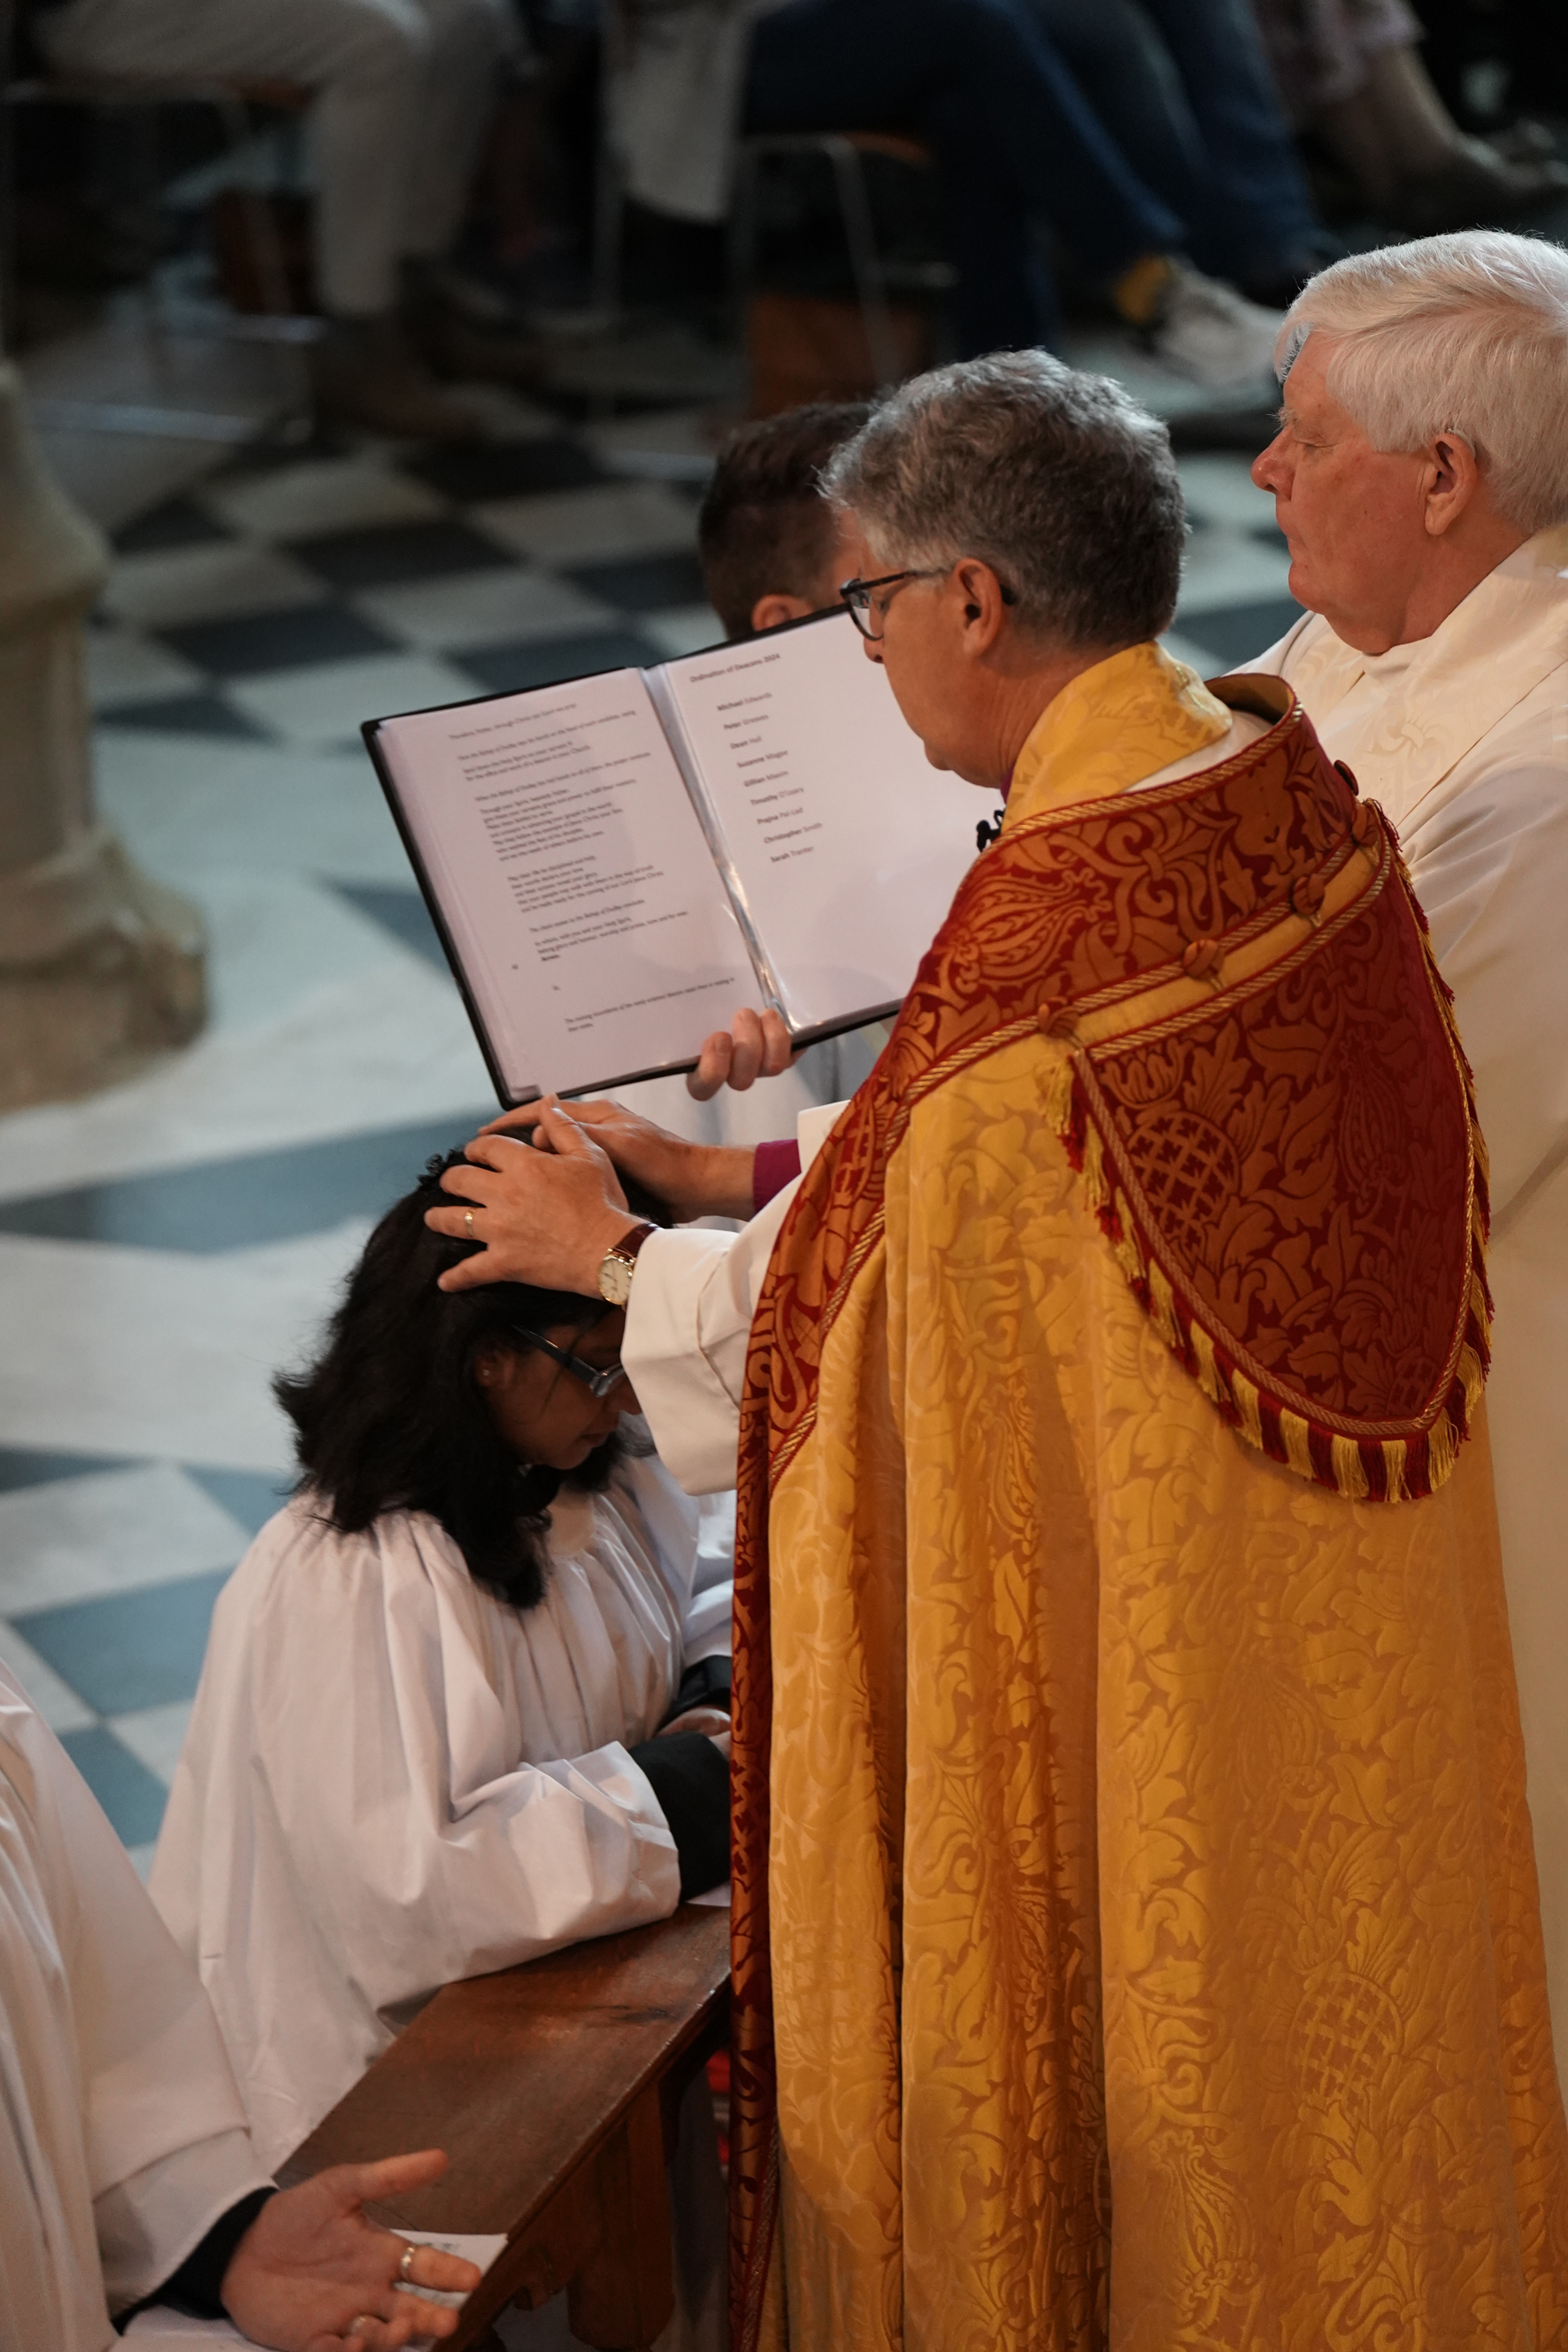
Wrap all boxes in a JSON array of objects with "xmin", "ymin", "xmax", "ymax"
[{"xmin": 363, "ymin": 607, "xmax": 979, "ymax": 1103}]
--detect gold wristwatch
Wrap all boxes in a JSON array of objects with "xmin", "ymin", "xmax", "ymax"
[{"xmin": 596, "ymin": 1222, "xmax": 655, "ymax": 1307}]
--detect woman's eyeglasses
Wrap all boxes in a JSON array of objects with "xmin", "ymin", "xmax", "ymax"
[
  {"xmin": 511, "ymin": 1327, "xmax": 628, "ymax": 1400},
  {"xmin": 838, "ymin": 567, "xmax": 1019, "ymax": 642}
]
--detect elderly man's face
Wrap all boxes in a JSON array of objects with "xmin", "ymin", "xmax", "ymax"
[{"xmin": 1250, "ymin": 338, "xmax": 1449, "ymax": 654}]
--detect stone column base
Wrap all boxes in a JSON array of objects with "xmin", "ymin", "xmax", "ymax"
[{"xmin": 0, "ymin": 825, "xmax": 206, "ymax": 1114}]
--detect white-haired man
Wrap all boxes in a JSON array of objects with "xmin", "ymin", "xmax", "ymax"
[{"xmin": 1249, "ymin": 228, "xmax": 1568, "ymax": 2102}]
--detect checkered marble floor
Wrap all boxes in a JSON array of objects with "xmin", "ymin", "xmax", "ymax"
[{"xmin": 0, "ymin": 388, "xmax": 1301, "ymax": 1871}]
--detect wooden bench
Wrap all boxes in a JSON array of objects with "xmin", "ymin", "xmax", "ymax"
[{"xmin": 277, "ymin": 1905, "xmax": 731, "ymax": 2352}]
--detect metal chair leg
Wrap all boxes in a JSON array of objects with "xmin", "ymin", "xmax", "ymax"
[
  {"xmin": 590, "ymin": 132, "xmax": 623, "ymax": 324},
  {"xmin": 727, "ymin": 141, "xmax": 761, "ymax": 362},
  {"xmin": 214, "ymin": 88, "xmax": 292, "ymax": 319},
  {"xmin": 587, "ymin": 131, "xmax": 626, "ymax": 421},
  {"xmin": 823, "ymin": 135, "xmax": 901, "ymax": 390}
]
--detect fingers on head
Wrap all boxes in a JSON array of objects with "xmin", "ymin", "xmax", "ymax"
[
  {"xmin": 436, "ymin": 1258, "xmax": 487, "ymax": 1291},
  {"xmin": 439, "ymin": 1158, "xmax": 495, "ymax": 1196},
  {"xmin": 460, "ymin": 1136, "xmax": 517, "ymax": 1174},
  {"xmin": 540, "ymin": 1103, "xmax": 592, "ymax": 1151}
]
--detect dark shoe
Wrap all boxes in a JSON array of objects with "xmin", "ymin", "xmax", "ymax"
[
  {"xmin": 406, "ymin": 290, "xmax": 549, "ymax": 390},
  {"xmin": 1487, "ymin": 119, "xmax": 1564, "ymax": 167},
  {"xmin": 310, "ymin": 314, "xmax": 486, "ymax": 442}
]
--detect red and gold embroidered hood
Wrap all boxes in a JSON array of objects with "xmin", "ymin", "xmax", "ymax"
[{"xmin": 755, "ymin": 664, "xmax": 1488, "ymax": 1517}]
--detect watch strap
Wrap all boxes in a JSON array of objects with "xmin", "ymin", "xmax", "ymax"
[
  {"xmin": 598, "ymin": 1221, "xmax": 655, "ymax": 1303},
  {"xmin": 609, "ymin": 1220, "xmax": 655, "ymax": 1267}
]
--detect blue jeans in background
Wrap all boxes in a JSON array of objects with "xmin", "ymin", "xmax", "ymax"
[
  {"xmin": 1030, "ymin": 0, "xmax": 1326, "ymax": 293},
  {"xmin": 744, "ymin": 0, "xmax": 1188, "ymax": 356}
]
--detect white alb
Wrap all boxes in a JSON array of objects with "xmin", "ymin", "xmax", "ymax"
[
  {"xmin": 1257, "ymin": 526, "xmax": 1568, "ymax": 2102},
  {"xmin": 151, "ymin": 1446, "xmax": 734, "ymax": 2172},
  {"xmin": 0, "ymin": 1664, "xmax": 267, "ymax": 2352}
]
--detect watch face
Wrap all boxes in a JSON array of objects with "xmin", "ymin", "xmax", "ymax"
[{"xmin": 598, "ymin": 1250, "xmax": 634, "ymax": 1308}]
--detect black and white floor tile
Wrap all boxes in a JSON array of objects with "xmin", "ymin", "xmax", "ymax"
[{"xmin": 0, "ymin": 379, "xmax": 1301, "ymax": 1869}]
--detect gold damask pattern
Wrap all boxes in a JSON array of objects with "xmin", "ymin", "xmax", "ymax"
[{"xmin": 729, "ymin": 648, "xmax": 1568, "ymax": 2349}]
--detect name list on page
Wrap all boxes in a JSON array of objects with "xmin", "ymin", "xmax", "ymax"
[
  {"xmin": 665, "ymin": 619, "xmax": 976, "ymax": 1033},
  {"xmin": 383, "ymin": 670, "xmax": 751, "ymax": 1094}
]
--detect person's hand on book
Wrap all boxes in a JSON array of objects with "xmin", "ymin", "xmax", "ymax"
[
  {"xmin": 429, "ymin": 1102, "xmax": 641, "ymax": 1295},
  {"xmin": 477, "ymin": 1099, "xmax": 756, "ymax": 1223},
  {"xmin": 687, "ymin": 1007, "xmax": 793, "ymax": 1100}
]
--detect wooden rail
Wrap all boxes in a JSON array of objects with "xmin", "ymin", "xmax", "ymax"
[{"xmin": 279, "ymin": 1905, "xmax": 731, "ymax": 2351}]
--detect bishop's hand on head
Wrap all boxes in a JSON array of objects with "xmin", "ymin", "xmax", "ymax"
[
  {"xmin": 479, "ymin": 1096, "xmax": 758, "ymax": 1225},
  {"xmin": 427, "ymin": 1101, "xmax": 641, "ymax": 1297}
]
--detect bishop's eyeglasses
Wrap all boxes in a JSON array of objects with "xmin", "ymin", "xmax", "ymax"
[{"xmin": 839, "ymin": 567, "xmax": 1019, "ymax": 642}]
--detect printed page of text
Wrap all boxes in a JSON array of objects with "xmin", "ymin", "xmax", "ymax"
[
  {"xmin": 374, "ymin": 670, "xmax": 754, "ymax": 1097},
  {"xmin": 658, "ymin": 613, "xmax": 977, "ymax": 1033}
]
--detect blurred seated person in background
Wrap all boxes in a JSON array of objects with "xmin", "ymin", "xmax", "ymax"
[
  {"xmin": 0, "ymin": 1660, "xmax": 480, "ymax": 2349},
  {"xmin": 31, "ymin": 0, "xmax": 524, "ymax": 441},
  {"xmin": 152, "ymin": 1150, "xmax": 733, "ymax": 2190},
  {"xmin": 608, "ymin": 0, "xmax": 1296, "ymax": 388},
  {"xmin": 697, "ymin": 400, "xmax": 871, "ymax": 639},
  {"xmin": 1026, "ymin": 0, "xmax": 1341, "ymax": 306},
  {"xmin": 1249, "ymin": 0, "xmax": 1568, "ymax": 226}
]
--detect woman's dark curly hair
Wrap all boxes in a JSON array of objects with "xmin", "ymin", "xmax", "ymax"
[{"xmin": 274, "ymin": 1148, "xmax": 658, "ymax": 1611}]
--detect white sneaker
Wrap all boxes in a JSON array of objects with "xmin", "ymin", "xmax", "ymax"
[{"xmin": 1141, "ymin": 263, "xmax": 1285, "ymax": 396}]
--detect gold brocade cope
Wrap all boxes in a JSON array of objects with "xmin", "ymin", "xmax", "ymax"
[{"xmin": 728, "ymin": 652, "xmax": 1568, "ymax": 2349}]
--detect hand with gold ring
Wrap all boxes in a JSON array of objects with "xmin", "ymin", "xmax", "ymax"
[{"xmin": 217, "ymin": 2149, "xmax": 481, "ymax": 2348}]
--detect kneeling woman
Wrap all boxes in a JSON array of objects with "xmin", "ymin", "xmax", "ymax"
[{"xmin": 151, "ymin": 1152, "xmax": 732, "ymax": 2175}]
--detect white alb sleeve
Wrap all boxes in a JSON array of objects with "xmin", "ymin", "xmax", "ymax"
[{"xmin": 622, "ymin": 1100, "xmax": 849, "ymax": 1495}]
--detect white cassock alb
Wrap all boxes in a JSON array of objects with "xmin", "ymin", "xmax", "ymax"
[
  {"xmin": 1249, "ymin": 526, "xmax": 1568, "ymax": 2102},
  {"xmin": 151, "ymin": 1443, "xmax": 733, "ymax": 2173},
  {"xmin": 0, "ymin": 1664, "xmax": 268, "ymax": 2352}
]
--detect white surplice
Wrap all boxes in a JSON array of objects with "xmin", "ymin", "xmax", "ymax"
[
  {"xmin": 150, "ymin": 1445, "xmax": 734, "ymax": 2175},
  {"xmin": 1249, "ymin": 526, "xmax": 1568, "ymax": 2100},
  {"xmin": 0, "ymin": 1664, "xmax": 267, "ymax": 2352}
]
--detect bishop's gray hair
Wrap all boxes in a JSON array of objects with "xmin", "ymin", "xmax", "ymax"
[
  {"xmin": 1280, "ymin": 231, "xmax": 1568, "ymax": 534},
  {"xmin": 820, "ymin": 351, "xmax": 1185, "ymax": 651}
]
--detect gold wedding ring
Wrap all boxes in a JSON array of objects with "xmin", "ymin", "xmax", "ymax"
[{"xmin": 464, "ymin": 1210, "xmax": 474, "ymax": 1236}]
